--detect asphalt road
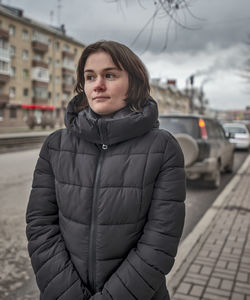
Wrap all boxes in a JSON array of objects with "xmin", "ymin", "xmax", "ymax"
[{"xmin": 0, "ymin": 148, "xmax": 248, "ymax": 299}]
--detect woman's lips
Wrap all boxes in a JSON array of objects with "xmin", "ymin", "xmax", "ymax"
[{"xmin": 93, "ymin": 96, "xmax": 110, "ymax": 102}]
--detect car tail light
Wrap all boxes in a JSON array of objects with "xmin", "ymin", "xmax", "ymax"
[{"xmin": 199, "ymin": 118, "xmax": 208, "ymax": 139}]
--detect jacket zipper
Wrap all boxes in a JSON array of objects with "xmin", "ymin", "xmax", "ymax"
[{"xmin": 88, "ymin": 143, "xmax": 108, "ymax": 293}]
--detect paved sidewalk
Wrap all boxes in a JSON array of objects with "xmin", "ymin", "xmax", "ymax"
[{"xmin": 167, "ymin": 154, "xmax": 250, "ymax": 300}]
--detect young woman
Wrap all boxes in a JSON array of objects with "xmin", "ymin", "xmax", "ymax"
[{"xmin": 26, "ymin": 40, "xmax": 186, "ymax": 300}]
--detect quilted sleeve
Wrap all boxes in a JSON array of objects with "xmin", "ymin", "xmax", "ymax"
[
  {"xmin": 26, "ymin": 133, "xmax": 92, "ymax": 300},
  {"xmin": 91, "ymin": 134, "xmax": 186, "ymax": 300}
]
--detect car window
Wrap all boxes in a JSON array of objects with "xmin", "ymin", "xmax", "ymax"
[
  {"xmin": 204, "ymin": 119, "xmax": 214, "ymax": 138},
  {"xmin": 159, "ymin": 117, "xmax": 200, "ymax": 138},
  {"xmin": 212, "ymin": 121, "xmax": 223, "ymax": 139},
  {"xmin": 217, "ymin": 124, "xmax": 227, "ymax": 139},
  {"xmin": 224, "ymin": 126, "xmax": 247, "ymax": 134}
]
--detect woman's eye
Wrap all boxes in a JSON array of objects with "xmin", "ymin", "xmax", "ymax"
[
  {"xmin": 106, "ymin": 73, "xmax": 115, "ymax": 79},
  {"xmin": 86, "ymin": 75, "xmax": 95, "ymax": 81}
]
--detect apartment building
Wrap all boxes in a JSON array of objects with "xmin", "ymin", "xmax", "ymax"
[
  {"xmin": 0, "ymin": 4, "xmax": 85, "ymax": 128},
  {"xmin": 150, "ymin": 79, "xmax": 191, "ymax": 115}
]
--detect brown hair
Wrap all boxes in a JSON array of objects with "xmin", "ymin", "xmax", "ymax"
[{"xmin": 74, "ymin": 40, "xmax": 150, "ymax": 111}]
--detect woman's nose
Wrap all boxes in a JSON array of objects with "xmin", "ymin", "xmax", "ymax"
[{"xmin": 94, "ymin": 76, "xmax": 106, "ymax": 91}]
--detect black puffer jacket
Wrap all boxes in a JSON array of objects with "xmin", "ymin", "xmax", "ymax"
[{"xmin": 26, "ymin": 95, "xmax": 186, "ymax": 300}]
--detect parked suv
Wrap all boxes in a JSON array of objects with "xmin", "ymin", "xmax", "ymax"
[{"xmin": 159, "ymin": 115, "xmax": 234, "ymax": 188}]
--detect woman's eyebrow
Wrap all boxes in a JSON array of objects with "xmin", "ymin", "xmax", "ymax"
[{"xmin": 84, "ymin": 67, "xmax": 121, "ymax": 73}]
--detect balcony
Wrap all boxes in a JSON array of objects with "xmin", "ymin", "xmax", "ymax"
[
  {"xmin": 0, "ymin": 28, "xmax": 9, "ymax": 40},
  {"xmin": 62, "ymin": 83, "xmax": 74, "ymax": 93},
  {"xmin": 32, "ymin": 80, "xmax": 48, "ymax": 88},
  {"xmin": 62, "ymin": 67, "xmax": 74, "ymax": 75},
  {"xmin": 62, "ymin": 50, "xmax": 75, "ymax": 59},
  {"xmin": 0, "ymin": 93, "xmax": 9, "ymax": 103},
  {"xmin": 32, "ymin": 41, "xmax": 48, "ymax": 53},
  {"xmin": 32, "ymin": 97, "xmax": 49, "ymax": 105},
  {"xmin": 32, "ymin": 60, "xmax": 48, "ymax": 69},
  {"xmin": 32, "ymin": 67, "xmax": 49, "ymax": 86},
  {"xmin": 0, "ymin": 74, "xmax": 10, "ymax": 83},
  {"xmin": 0, "ymin": 48, "xmax": 10, "ymax": 62}
]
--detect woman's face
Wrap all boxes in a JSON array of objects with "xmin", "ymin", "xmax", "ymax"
[{"xmin": 84, "ymin": 51, "xmax": 129, "ymax": 116}]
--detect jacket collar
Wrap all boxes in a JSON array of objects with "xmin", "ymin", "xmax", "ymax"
[{"xmin": 65, "ymin": 94, "xmax": 159, "ymax": 145}]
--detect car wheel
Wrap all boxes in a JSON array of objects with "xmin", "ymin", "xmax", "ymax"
[{"xmin": 208, "ymin": 166, "xmax": 221, "ymax": 189}]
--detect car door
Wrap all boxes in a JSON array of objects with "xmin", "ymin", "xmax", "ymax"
[
  {"xmin": 214, "ymin": 121, "xmax": 231, "ymax": 168},
  {"xmin": 217, "ymin": 124, "xmax": 233, "ymax": 165}
]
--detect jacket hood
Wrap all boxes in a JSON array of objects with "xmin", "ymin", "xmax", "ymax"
[{"xmin": 65, "ymin": 93, "xmax": 159, "ymax": 145}]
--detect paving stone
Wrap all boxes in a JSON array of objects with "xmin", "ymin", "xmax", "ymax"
[
  {"xmin": 195, "ymin": 259, "xmax": 215, "ymax": 267},
  {"xmin": 227, "ymin": 261, "xmax": 238, "ymax": 271},
  {"xmin": 184, "ymin": 277, "xmax": 208, "ymax": 286},
  {"xmin": 235, "ymin": 281, "xmax": 250, "ymax": 293},
  {"xmin": 202, "ymin": 292, "xmax": 228, "ymax": 300},
  {"xmin": 231, "ymin": 292, "xmax": 245, "ymax": 300},
  {"xmin": 232, "ymin": 248, "xmax": 242, "ymax": 255},
  {"xmin": 208, "ymin": 277, "xmax": 221, "ymax": 288},
  {"xmin": 189, "ymin": 264, "xmax": 202, "ymax": 274},
  {"xmin": 222, "ymin": 247, "xmax": 232, "ymax": 254},
  {"xmin": 212, "ymin": 271, "xmax": 234, "ymax": 280},
  {"xmin": 190, "ymin": 285, "xmax": 204, "ymax": 297},
  {"xmin": 216, "ymin": 260, "xmax": 227, "ymax": 268},
  {"xmin": 209, "ymin": 251, "xmax": 220, "ymax": 259},
  {"xmin": 236, "ymin": 272, "xmax": 248, "ymax": 282},
  {"xmin": 220, "ymin": 279, "xmax": 233, "ymax": 291},
  {"xmin": 175, "ymin": 282, "xmax": 191, "ymax": 294},
  {"xmin": 205, "ymin": 287, "xmax": 231, "ymax": 297},
  {"xmin": 220, "ymin": 254, "xmax": 240, "ymax": 262},
  {"xmin": 200, "ymin": 266, "xmax": 213, "ymax": 276},
  {"xmin": 199, "ymin": 249, "xmax": 210, "ymax": 257}
]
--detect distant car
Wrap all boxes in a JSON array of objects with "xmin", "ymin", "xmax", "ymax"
[
  {"xmin": 223, "ymin": 123, "xmax": 250, "ymax": 150},
  {"xmin": 159, "ymin": 115, "xmax": 234, "ymax": 188}
]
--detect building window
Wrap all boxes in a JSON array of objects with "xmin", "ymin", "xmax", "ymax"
[
  {"xmin": 10, "ymin": 45, "xmax": 16, "ymax": 57},
  {"xmin": 55, "ymin": 41, "xmax": 60, "ymax": 50},
  {"xmin": 10, "ymin": 66, "xmax": 16, "ymax": 77},
  {"xmin": 0, "ymin": 38, "xmax": 8, "ymax": 49},
  {"xmin": 56, "ymin": 76, "xmax": 60, "ymax": 84},
  {"xmin": 10, "ymin": 107, "xmax": 17, "ymax": 119},
  {"xmin": 56, "ymin": 60, "xmax": 60, "ymax": 68},
  {"xmin": 23, "ymin": 69, "xmax": 29, "ymax": 79},
  {"xmin": 0, "ymin": 108, "xmax": 3, "ymax": 121},
  {"xmin": 48, "ymin": 91, "xmax": 51, "ymax": 99},
  {"xmin": 23, "ymin": 88, "xmax": 29, "ymax": 97},
  {"xmin": 56, "ymin": 93, "xmax": 60, "ymax": 100},
  {"xmin": 22, "ymin": 50, "xmax": 29, "ymax": 60},
  {"xmin": 47, "ymin": 57, "xmax": 52, "ymax": 64},
  {"xmin": 32, "ymin": 31, "xmax": 49, "ymax": 44},
  {"xmin": 9, "ymin": 87, "xmax": 16, "ymax": 98},
  {"xmin": 0, "ymin": 61, "xmax": 9, "ymax": 73},
  {"xmin": 33, "ymin": 86, "xmax": 48, "ymax": 99},
  {"xmin": 64, "ymin": 44, "xmax": 70, "ymax": 51},
  {"xmin": 74, "ymin": 48, "xmax": 77, "ymax": 55},
  {"xmin": 9, "ymin": 25, "xmax": 15, "ymax": 36},
  {"xmin": 22, "ymin": 29, "xmax": 29, "ymax": 40}
]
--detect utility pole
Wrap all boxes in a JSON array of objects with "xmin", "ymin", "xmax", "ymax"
[{"xmin": 186, "ymin": 74, "xmax": 195, "ymax": 114}]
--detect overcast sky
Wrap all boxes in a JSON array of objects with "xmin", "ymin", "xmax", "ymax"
[{"xmin": 4, "ymin": 0, "xmax": 250, "ymax": 110}]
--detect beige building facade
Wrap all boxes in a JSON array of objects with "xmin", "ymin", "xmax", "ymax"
[
  {"xmin": 0, "ymin": 4, "xmax": 85, "ymax": 128},
  {"xmin": 150, "ymin": 83, "xmax": 190, "ymax": 115}
]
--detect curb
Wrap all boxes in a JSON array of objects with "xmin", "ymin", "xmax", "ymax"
[{"xmin": 166, "ymin": 154, "xmax": 250, "ymax": 294}]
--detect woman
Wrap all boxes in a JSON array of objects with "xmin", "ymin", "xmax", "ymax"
[{"xmin": 26, "ymin": 40, "xmax": 186, "ymax": 300}]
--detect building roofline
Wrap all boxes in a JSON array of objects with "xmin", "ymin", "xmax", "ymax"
[{"xmin": 0, "ymin": 4, "xmax": 85, "ymax": 47}]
